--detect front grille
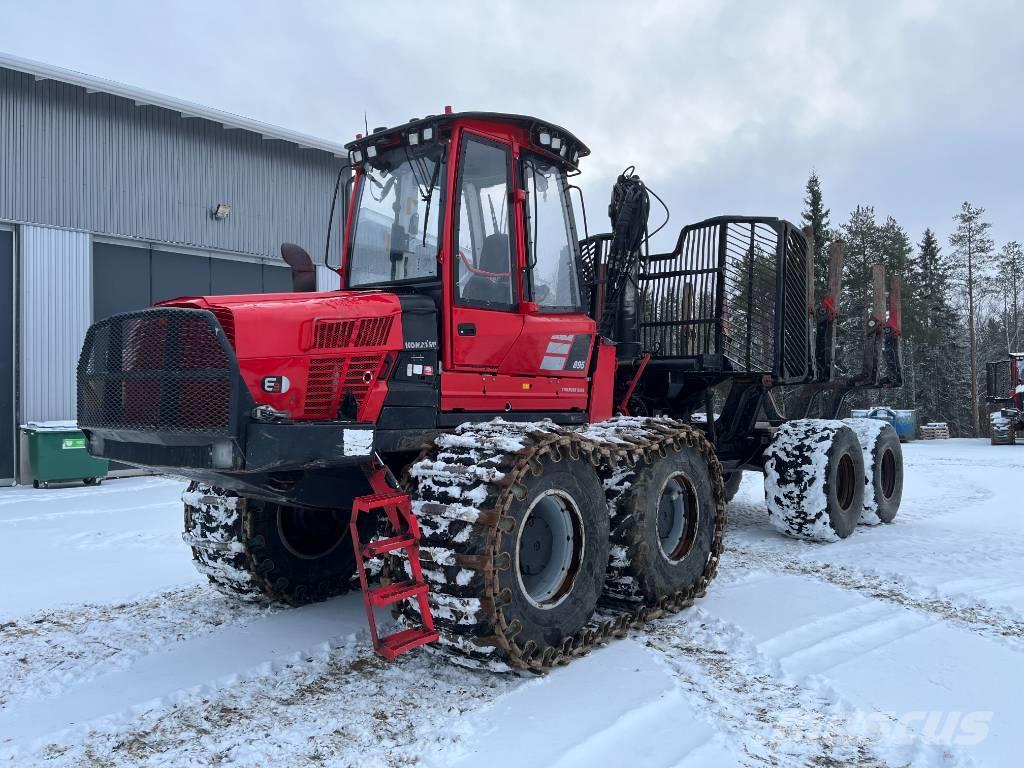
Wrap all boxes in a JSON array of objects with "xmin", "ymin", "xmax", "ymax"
[
  {"xmin": 312, "ymin": 316, "xmax": 394, "ymax": 349},
  {"xmin": 77, "ymin": 308, "xmax": 238, "ymax": 435},
  {"xmin": 304, "ymin": 354, "xmax": 385, "ymax": 418},
  {"xmin": 208, "ymin": 306, "xmax": 235, "ymax": 346}
]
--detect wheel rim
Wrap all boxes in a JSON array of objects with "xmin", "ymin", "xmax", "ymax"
[
  {"xmin": 657, "ymin": 473, "xmax": 700, "ymax": 562},
  {"xmin": 276, "ymin": 506, "xmax": 348, "ymax": 560},
  {"xmin": 836, "ymin": 453, "xmax": 856, "ymax": 511},
  {"xmin": 515, "ymin": 490, "xmax": 585, "ymax": 610}
]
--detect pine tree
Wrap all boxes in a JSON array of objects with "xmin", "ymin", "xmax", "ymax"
[
  {"xmin": 909, "ymin": 229, "xmax": 969, "ymax": 431},
  {"xmin": 949, "ymin": 202, "xmax": 995, "ymax": 435},
  {"xmin": 995, "ymin": 241, "xmax": 1022, "ymax": 351},
  {"xmin": 801, "ymin": 172, "xmax": 832, "ymax": 297},
  {"xmin": 837, "ymin": 206, "xmax": 881, "ymax": 393}
]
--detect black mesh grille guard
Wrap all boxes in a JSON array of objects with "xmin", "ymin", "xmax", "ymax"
[{"xmin": 77, "ymin": 307, "xmax": 247, "ymax": 440}]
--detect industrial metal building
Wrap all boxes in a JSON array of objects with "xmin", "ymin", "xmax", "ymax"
[{"xmin": 0, "ymin": 53, "xmax": 348, "ymax": 484}]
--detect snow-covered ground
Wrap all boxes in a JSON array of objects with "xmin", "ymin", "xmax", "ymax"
[{"xmin": 1, "ymin": 439, "xmax": 1021, "ymax": 767}]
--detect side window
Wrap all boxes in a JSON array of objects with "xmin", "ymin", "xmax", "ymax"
[
  {"xmin": 522, "ymin": 154, "xmax": 582, "ymax": 311},
  {"xmin": 455, "ymin": 136, "xmax": 515, "ymax": 309}
]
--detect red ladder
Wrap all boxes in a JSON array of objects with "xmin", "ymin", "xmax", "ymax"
[{"xmin": 350, "ymin": 489, "xmax": 438, "ymax": 660}]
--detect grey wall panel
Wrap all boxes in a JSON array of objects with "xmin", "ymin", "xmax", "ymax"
[
  {"xmin": 0, "ymin": 229, "xmax": 13, "ymax": 482},
  {"xmin": 262, "ymin": 264, "xmax": 294, "ymax": 293},
  {"xmin": 0, "ymin": 68, "xmax": 345, "ymax": 262},
  {"xmin": 212, "ymin": 258, "xmax": 261, "ymax": 295},
  {"xmin": 151, "ymin": 250, "xmax": 211, "ymax": 303},
  {"xmin": 93, "ymin": 242, "xmax": 151, "ymax": 320},
  {"xmin": 20, "ymin": 225, "xmax": 90, "ymax": 422}
]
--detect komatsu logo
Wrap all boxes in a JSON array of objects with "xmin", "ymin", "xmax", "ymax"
[{"xmin": 405, "ymin": 340, "xmax": 437, "ymax": 350}]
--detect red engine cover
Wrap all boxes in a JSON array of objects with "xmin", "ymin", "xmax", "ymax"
[{"xmin": 161, "ymin": 290, "xmax": 403, "ymax": 423}]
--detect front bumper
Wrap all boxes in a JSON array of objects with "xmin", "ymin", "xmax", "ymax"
[
  {"xmin": 84, "ymin": 422, "xmax": 376, "ymax": 473},
  {"xmin": 78, "ymin": 307, "xmax": 377, "ymax": 474}
]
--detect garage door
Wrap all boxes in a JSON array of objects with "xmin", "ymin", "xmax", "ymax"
[
  {"xmin": 0, "ymin": 230, "xmax": 13, "ymax": 484},
  {"xmin": 92, "ymin": 242, "xmax": 293, "ymax": 320}
]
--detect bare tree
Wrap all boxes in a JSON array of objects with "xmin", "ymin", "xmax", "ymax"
[{"xmin": 949, "ymin": 202, "xmax": 995, "ymax": 435}]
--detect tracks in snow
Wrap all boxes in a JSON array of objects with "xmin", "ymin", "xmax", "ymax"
[
  {"xmin": 643, "ymin": 610, "xmax": 956, "ymax": 768},
  {"xmin": 728, "ymin": 544, "xmax": 1024, "ymax": 651},
  {"xmin": 0, "ymin": 586, "xmax": 282, "ymax": 711}
]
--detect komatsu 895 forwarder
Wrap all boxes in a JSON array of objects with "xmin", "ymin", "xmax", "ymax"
[{"xmin": 77, "ymin": 110, "xmax": 905, "ymax": 671}]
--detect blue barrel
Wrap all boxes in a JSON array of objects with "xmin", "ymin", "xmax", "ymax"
[
  {"xmin": 849, "ymin": 409, "xmax": 870, "ymax": 418},
  {"xmin": 866, "ymin": 407, "xmax": 896, "ymax": 427},
  {"xmin": 892, "ymin": 409, "xmax": 917, "ymax": 442}
]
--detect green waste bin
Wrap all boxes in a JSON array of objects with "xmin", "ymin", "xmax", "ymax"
[{"xmin": 22, "ymin": 422, "xmax": 109, "ymax": 489}]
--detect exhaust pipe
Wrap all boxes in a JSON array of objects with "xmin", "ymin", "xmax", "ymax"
[{"xmin": 280, "ymin": 243, "xmax": 317, "ymax": 292}]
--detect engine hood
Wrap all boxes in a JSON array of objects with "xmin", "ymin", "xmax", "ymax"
[{"xmin": 161, "ymin": 290, "xmax": 403, "ymax": 358}]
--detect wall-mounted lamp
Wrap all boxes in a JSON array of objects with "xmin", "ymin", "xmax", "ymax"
[{"xmin": 211, "ymin": 203, "xmax": 231, "ymax": 220}]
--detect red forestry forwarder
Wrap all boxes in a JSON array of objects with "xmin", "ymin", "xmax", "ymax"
[
  {"xmin": 986, "ymin": 352, "xmax": 1024, "ymax": 444},
  {"xmin": 77, "ymin": 110, "xmax": 906, "ymax": 671}
]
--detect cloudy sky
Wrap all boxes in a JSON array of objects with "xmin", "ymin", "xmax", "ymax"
[{"xmin": 2, "ymin": 0, "xmax": 1022, "ymax": 251}]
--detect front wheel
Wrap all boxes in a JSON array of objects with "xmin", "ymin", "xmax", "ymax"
[
  {"xmin": 183, "ymin": 483, "xmax": 360, "ymax": 605},
  {"xmin": 497, "ymin": 450, "xmax": 609, "ymax": 650}
]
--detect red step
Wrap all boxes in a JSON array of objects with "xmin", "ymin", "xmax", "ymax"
[
  {"xmin": 354, "ymin": 491, "xmax": 409, "ymax": 510},
  {"xmin": 377, "ymin": 626, "xmax": 439, "ymax": 660},
  {"xmin": 350, "ymin": 477, "xmax": 437, "ymax": 662},
  {"xmin": 362, "ymin": 534, "xmax": 416, "ymax": 559},
  {"xmin": 368, "ymin": 580, "xmax": 429, "ymax": 608}
]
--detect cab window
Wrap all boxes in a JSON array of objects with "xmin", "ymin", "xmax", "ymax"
[{"xmin": 454, "ymin": 136, "xmax": 516, "ymax": 310}]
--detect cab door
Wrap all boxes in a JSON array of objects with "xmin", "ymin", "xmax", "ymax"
[
  {"xmin": 448, "ymin": 132, "xmax": 523, "ymax": 370},
  {"xmin": 499, "ymin": 151, "xmax": 595, "ymax": 382}
]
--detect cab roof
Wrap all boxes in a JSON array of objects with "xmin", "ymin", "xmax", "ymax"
[{"xmin": 344, "ymin": 111, "xmax": 591, "ymax": 172}]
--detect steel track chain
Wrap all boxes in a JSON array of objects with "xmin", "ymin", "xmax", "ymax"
[{"xmin": 400, "ymin": 417, "xmax": 726, "ymax": 673}]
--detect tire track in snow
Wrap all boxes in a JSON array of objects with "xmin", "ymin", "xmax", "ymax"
[
  {"xmin": 6, "ymin": 634, "xmax": 514, "ymax": 767},
  {"xmin": 0, "ymin": 585, "xmax": 283, "ymax": 710},
  {"xmin": 728, "ymin": 544, "xmax": 1024, "ymax": 652},
  {"xmin": 642, "ymin": 610, "xmax": 957, "ymax": 768}
]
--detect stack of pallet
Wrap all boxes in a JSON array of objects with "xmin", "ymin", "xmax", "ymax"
[{"xmin": 920, "ymin": 422, "xmax": 951, "ymax": 440}]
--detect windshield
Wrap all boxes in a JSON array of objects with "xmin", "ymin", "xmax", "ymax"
[{"xmin": 348, "ymin": 143, "xmax": 446, "ymax": 287}]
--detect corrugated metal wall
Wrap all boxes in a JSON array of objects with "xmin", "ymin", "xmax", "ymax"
[
  {"xmin": 0, "ymin": 67, "xmax": 345, "ymax": 261},
  {"xmin": 317, "ymin": 264, "xmax": 340, "ymax": 291},
  {"xmin": 20, "ymin": 225, "xmax": 91, "ymax": 423}
]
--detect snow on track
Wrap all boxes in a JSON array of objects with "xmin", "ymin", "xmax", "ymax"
[{"xmin": 0, "ymin": 441, "xmax": 1021, "ymax": 766}]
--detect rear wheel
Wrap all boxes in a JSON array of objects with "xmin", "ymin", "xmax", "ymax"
[
  {"xmin": 605, "ymin": 443, "xmax": 722, "ymax": 604},
  {"xmin": 764, "ymin": 419, "xmax": 865, "ymax": 542},
  {"xmin": 183, "ymin": 483, "xmax": 359, "ymax": 604},
  {"xmin": 843, "ymin": 418, "xmax": 903, "ymax": 524}
]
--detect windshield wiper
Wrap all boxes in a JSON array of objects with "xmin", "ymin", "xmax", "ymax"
[{"xmin": 419, "ymin": 146, "xmax": 446, "ymax": 247}]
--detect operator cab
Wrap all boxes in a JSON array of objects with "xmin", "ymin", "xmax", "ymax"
[{"xmin": 342, "ymin": 112, "xmax": 597, "ymax": 416}]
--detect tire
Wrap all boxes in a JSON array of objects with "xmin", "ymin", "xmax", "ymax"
[
  {"xmin": 843, "ymin": 419, "xmax": 903, "ymax": 524},
  {"xmin": 183, "ymin": 482, "xmax": 360, "ymax": 605},
  {"xmin": 723, "ymin": 471, "xmax": 743, "ymax": 504},
  {"xmin": 764, "ymin": 419, "xmax": 865, "ymax": 542},
  {"xmin": 496, "ymin": 451, "xmax": 609, "ymax": 649},
  {"xmin": 32, "ymin": 480, "xmax": 40, "ymax": 489},
  {"xmin": 606, "ymin": 444, "xmax": 721, "ymax": 604},
  {"xmin": 83, "ymin": 477, "xmax": 97, "ymax": 486}
]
